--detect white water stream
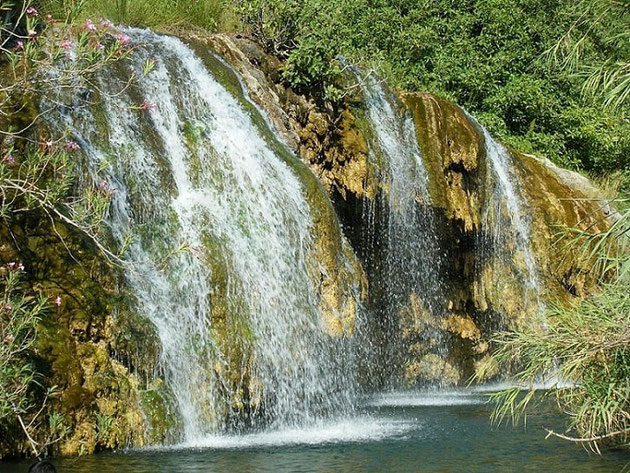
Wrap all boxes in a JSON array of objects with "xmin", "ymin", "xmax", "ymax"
[{"xmin": 58, "ymin": 29, "xmax": 358, "ymax": 442}]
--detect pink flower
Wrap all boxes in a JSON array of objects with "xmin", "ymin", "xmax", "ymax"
[
  {"xmin": 99, "ymin": 18, "xmax": 113, "ymax": 28},
  {"xmin": 54, "ymin": 296, "xmax": 62, "ymax": 306},
  {"xmin": 65, "ymin": 140, "xmax": 81, "ymax": 151},
  {"xmin": 6, "ymin": 262, "xmax": 23, "ymax": 272},
  {"xmin": 46, "ymin": 14, "xmax": 53, "ymax": 21},
  {"xmin": 2, "ymin": 154, "xmax": 15, "ymax": 165},
  {"xmin": 61, "ymin": 39, "xmax": 72, "ymax": 50},
  {"xmin": 26, "ymin": 6, "xmax": 38, "ymax": 16},
  {"xmin": 16, "ymin": 41, "xmax": 23, "ymax": 49},
  {"xmin": 96, "ymin": 41, "xmax": 105, "ymax": 50},
  {"xmin": 140, "ymin": 100, "xmax": 156, "ymax": 111},
  {"xmin": 98, "ymin": 178, "xmax": 109, "ymax": 192},
  {"xmin": 85, "ymin": 19, "xmax": 97, "ymax": 32},
  {"xmin": 115, "ymin": 33, "xmax": 130, "ymax": 46},
  {"xmin": 27, "ymin": 29, "xmax": 36, "ymax": 37}
]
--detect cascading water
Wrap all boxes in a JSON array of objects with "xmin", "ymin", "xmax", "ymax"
[
  {"xmin": 468, "ymin": 114, "xmax": 542, "ymax": 315},
  {"xmin": 352, "ymin": 72, "xmax": 446, "ymax": 386},
  {"xmin": 351, "ymin": 72, "xmax": 542, "ymax": 388},
  {"xmin": 53, "ymin": 29, "xmax": 361, "ymax": 442},
  {"xmin": 43, "ymin": 26, "xmax": 547, "ymax": 445}
]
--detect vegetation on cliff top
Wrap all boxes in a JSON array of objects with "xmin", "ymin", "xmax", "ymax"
[{"xmin": 236, "ymin": 0, "xmax": 630, "ymax": 175}]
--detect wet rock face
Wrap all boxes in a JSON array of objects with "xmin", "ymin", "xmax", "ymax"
[
  {"xmin": 0, "ymin": 210, "xmax": 170, "ymax": 457},
  {"xmin": 183, "ymin": 32, "xmax": 374, "ymax": 202},
  {"xmin": 201, "ymin": 35, "xmax": 614, "ymax": 387},
  {"xmin": 396, "ymin": 92, "xmax": 614, "ymax": 384},
  {"xmin": 515, "ymin": 152, "xmax": 615, "ymax": 299},
  {"xmin": 402, "ymin": 93, "xmax": 484, "ymax": 232}
]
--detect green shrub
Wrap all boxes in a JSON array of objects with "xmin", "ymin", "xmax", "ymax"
[
  {"xmin": 0, "ymin": 1, "xmax": 138, "ymax": 455},
  {"xmin": 41, "ymin": 0, "xmax": 238, "ymax": 32}
]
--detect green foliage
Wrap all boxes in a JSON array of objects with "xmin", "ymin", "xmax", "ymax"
[
  {"xmin": 234, "ymin": 0, "xmax": 304, "ymax": 54},
  {"xmin": 95, "ymin": 412, "xmax": 113, "ymax": 442},
  {"xmin": 282, "ymin": 35, "xmax": 338, "ymax": 87},
  {"xmin": 545, "ymin": 0, "xmax": 630, "ymax": 110},
  {"xmin": 237, "ymin": 0, "xmax": 630, "ymax": 174},
  {"xmin": 0, "ymin": 269, "xmax": 47, "ymax": 427},
  {"xmin": 0, "ymin": 266, "xmax": 64, "ymax": 455}
]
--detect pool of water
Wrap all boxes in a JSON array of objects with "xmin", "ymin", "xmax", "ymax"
[{"xmin": 4, "ymin": 390, "xmax": 629, "ymax": 473}]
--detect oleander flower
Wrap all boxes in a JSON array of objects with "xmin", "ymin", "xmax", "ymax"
[
  {"xmin": 98, "ymin": 178, "xmax": 110, "ymax": 192},
  {"xmin": 65, "ymin": 140, "xmax": 81, "ymax": 151},
  {"xmin": 85, "ymin": 19, "xmax": 97, "ymax": 32},
  {"xmin": 115, "ymin": 33, "xmax": 130, "ymax": 46},
  {"xmin": 140, "ymin": 100, "xmax": 156, "ymax": 111}
]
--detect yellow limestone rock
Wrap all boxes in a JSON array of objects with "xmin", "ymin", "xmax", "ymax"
[{"xmin": 442, "ymin": 314, "xmax": 481, "ymax": 341}]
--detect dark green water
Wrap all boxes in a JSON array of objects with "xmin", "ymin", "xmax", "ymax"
[{"xmin": 4, "ymin": 390, "xmax": 629, "ymax": 473}]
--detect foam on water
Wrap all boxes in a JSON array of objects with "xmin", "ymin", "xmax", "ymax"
[
  {"xmin": 150, "ymin": 417, "xmax": 415, "ymax": 450},
  {"xmin": 368, "ymin": 378, "xmax": 575, "ymax": 408},
  {"xmin": 367, "ymin": 391, "xmax": 487, "ymax": 407},
  {"xmin": 469, "ymin": 378, "xmax": 575, "ymax": 393}
]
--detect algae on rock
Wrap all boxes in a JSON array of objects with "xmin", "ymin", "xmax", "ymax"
[{"xmin": 0, "ymin": 211, "xmax": 169, "ymax": 457}]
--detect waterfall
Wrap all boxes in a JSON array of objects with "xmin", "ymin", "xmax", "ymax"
[
  {"xmin": 352, "ymin": 73, "xmax": 446, "ymax": 385},
  {"xmin": 352, "ymin": 73, "xmax": 541, "ymax": 388},
  {"xmin": 468, "ymin": 115, "xmax": 542, "ymax": 313},
  {"xmin": 43, "ymin": 27, "xmax": 547, "ymax": 444},
  {"xmin": 54, "ymin": 29, "xmax": 360, "ymax": 442}
]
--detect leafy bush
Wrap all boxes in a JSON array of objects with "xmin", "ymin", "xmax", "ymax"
[
  {"xmin": 0, "ymin": 266, "xmax": 60, "ymax": 455},
  {"xmin": 41, "ymin": 0, "xmax": 238, "ymax": 32}
]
